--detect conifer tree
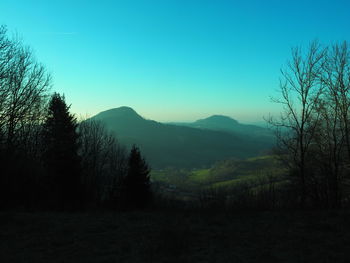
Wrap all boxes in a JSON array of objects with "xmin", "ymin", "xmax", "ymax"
[
  {"xmin": 121, "ymin": 145, "xmax": 151, "ymax": 209},
  {"xmin": 42, "ymin": 93, "xmax": 81, "ymax": 209}
]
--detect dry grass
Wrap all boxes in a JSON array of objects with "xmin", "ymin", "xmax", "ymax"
[{"xmin": 1, "ymin": 210, "xmax": 350, "ymax": 262}]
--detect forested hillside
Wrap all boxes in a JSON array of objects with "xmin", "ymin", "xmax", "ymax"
[{"xmin": 91, "ymin": 107, "xmax": 274, "ymax": 168}]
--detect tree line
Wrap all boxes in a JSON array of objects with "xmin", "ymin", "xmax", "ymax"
[{"xmin": 0, "ymin": 25, "xmax": 152, "ymax": 211}]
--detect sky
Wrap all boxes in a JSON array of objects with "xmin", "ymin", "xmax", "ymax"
[{"xmin": 1, "ymin": 0, "xmax": 350, "ymax": 122}]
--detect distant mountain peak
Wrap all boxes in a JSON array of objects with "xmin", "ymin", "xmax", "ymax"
[
  {"xmin": 109, "ymin": 106, "xmax": 137, "ymax": 113},
  {"xmin": 206, "ymin": 115, "xmax": 238, "ymax": 122},
  {"xmin": 195, "ymin": 115, "xmax": 239, "ymax": 125},
  {"xmin": 93, "ymin": 106, "xmax": 144, "ymax": 120}
]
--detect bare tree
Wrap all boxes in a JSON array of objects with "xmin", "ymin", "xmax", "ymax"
[
  {"xmin": 0, "ymin": 25, "xmax": 51, "ymax": 152},
  {"xmin": 0, "ymin": 25, "xmax": 51, "ymax": 208},
  {"xmin": 322, "ymin": 42, "xmax": 350, "ymax": 157},
  {"xmin": 267, "ymin": 41, "xmax": 327, "ymax": 207},
  {"xmin": 312, "ymin": 41, "xmax": 350, "ymax": 207},
  {"xmin": 79, "ymin": 119, "xmax": 127, "ymax": 207}
]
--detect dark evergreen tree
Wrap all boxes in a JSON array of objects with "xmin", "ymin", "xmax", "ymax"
[
  {"xmin": 42, "ymin": 93, "xmax": 81, "ymax": 210},
  {"xmin": 121, "ymin": 145, "xmax": 151, "ymax": 209}
]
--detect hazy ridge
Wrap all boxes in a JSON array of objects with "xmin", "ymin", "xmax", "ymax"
[{"xmin": 90, "ymin": 106, "xmax": 274, "ymax": 168}]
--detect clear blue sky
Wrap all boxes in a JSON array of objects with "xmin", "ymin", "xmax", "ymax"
[{"xmin": 1, "ymin": 0, "xmax": 349, "ymax": 122}]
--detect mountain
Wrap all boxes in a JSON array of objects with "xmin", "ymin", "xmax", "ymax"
[
  {"xmin": 172, "ymin": 115, "xmax": 274, "ymax": 139},
  {"xmin": 90, "ymin": 107, "xmax": 274, "ymax": 168}
]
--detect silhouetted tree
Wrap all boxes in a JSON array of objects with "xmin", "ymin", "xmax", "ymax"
[
  {"xmin": 267, "ymin": 41, "xmax": 326, "ymax": 207},
  {"xmin": 312, "ymin": 41, "xmax": 350, "ymax": 208},
  {"xmin": 268, "ymin": 41, "xmax": 350, "ymax": 208},
  {"xmin": 120, "ymin": 145, "xmax": 151, "ymax": 209},
  {"xmin": 42, "ymin": 93, "xmax": 81, "ymax": 210},
  {"xmin": 78, "ymin": 119, "xmax": 128, "ymax": 207},
  {"xmin": 0, "ymin": 25, "xmax": 50, "ymax": 153},
  {"xmin": 0, "ymin": 25, "xmax": 50, "ymax": 208}
]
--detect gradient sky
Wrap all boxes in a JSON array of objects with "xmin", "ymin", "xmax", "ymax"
[{"xmin": 1, "ymin": 0, "xmax": 349, "ymax": 122}]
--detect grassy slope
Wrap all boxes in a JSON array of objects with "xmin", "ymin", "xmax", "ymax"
[{"xmin": 1, "ymin": 210, "xmax": 350, "ymax": 263}]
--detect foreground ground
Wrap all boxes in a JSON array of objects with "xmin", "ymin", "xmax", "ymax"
[{"xmin": 1, "ymin": 209, "xmax": 349, "ymax": 263}]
